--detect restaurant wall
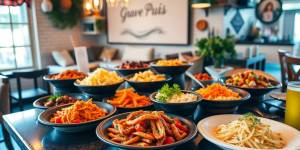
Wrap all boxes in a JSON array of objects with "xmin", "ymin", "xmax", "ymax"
[
  {"xmin": 97, "ymin": 8, "xmax": 225, "ymax": 58},
  {"xmin": 98, "ymin": 5, "xmax": 294, "ymax": 64},
  {"xmin": 31, "ymin": 0, "xmax": 98, "ymax": 68}
]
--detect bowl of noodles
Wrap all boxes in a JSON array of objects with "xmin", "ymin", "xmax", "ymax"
[
  {"xmin": 195, "ymin": 83, "xmax": 250, "ymax": 114},
  {"xmin": 150, "ymin": 59, "xmax": 192, "ymax": 75},
  {"xmin": 38, "ymin": 100, "xmax": 116, "ymax": 132},
  {"xmin": 74, "ymin": 68, "xmax": 124, "ymax": 98},
  {"xmin": 125, "ymin": 70, "xmax": 171, "ymax": 93}
]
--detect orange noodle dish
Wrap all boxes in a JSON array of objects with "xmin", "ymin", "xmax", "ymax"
[
  {"xmin": 196, "ymin": 83, "xmax": 241, "ymax": 100},
  {"xmin": 106, "ymin": 110, "xmax": 189, "ymax": 146},
  {"xmin": 50, "ymin": 100, "xmax": 107, "ymax": 124},
  {"xmin": 107, "ymin": 88, "xmax": 152, "ymax": 108}
]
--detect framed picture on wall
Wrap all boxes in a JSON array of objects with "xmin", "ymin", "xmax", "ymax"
[
  {"xmin": 255, "ymin": 0, "xmax": 282, "ymax": 24},
  {"xmin": 106, "ymin": 0, "xmax": 190, "ymax": 45}
]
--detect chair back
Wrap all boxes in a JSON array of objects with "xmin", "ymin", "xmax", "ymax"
[
  {"xmin": 13, "ymin": 68, "xmax": 50, "ymax": 99},
  {"xmin": 278, "ymin": 50, "xmax": 288, "ymax": 91},
  {"xmin": 0, "ymin": 75, "xmax": 10, "ymax": 117},
  {"xmin": 285, "ymin": 54, "xmax": 300, "ymax": 81}
]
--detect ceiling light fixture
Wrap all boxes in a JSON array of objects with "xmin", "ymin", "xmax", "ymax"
[{"xmin": 191, "ymin": 0, "xmax": 211, "ymax": 9}]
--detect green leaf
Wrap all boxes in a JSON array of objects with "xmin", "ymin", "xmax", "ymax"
[
  {"xmin": 156, "ymin": 84, "xmax": 182, "ymax": 103},
  {"xmin": 47, "ymin": 95, "xmax": 60, "ymax": 101}
]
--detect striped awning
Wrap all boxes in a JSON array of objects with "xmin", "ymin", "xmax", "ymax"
[{"xmin": 0, "ymin": 0, "xmax": 30, "ymax": 7}]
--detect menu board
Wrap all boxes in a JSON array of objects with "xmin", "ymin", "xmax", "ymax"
[{"xmin": 107, "ymin": 0, "xmax": 189, "ymax": 45}]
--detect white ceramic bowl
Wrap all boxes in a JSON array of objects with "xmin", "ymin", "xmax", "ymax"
[{"xmin": 197, "ymin": 114, "xmax": 300, "ymax": 150}]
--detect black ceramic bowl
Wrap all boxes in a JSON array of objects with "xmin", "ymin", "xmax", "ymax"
[
  {"xmin": 38, "ymin": 102, "xmax": 116, "ymax": 132},
  {"xmin": 74, "ymin": 81, "xmax": 124, "ymax": 99},
  {"xmin": 125, "ymin": 75, "xmax": 171, "ymax": 93},
  {"xmin": 43, "ymin": 74, "xmax": 84, "ymax": 94},
  {"xmin": 115, "ymin": 67, "xmax": 150, "ymax": 77},
  {"xmin": 150, "ymin": 63, "xmax": 192, "ymax": 75},
  {"xmin": 150, "ymin": 90, "xmax": 202, "ymax": 116},
  {"xmin": 197, "ymin": 87, "xmax": 251, "ymax": 114},
  {"xmin": 219, "ymin": 77, "xmax": 281, "ymax": 99},
  {"xmin": 96, "ymin": 112, "xmax": 197, "ymax": 150},
  {"xmin": 191, "ymin": 79, "xmax": 216, "ymax": 88},
  {"xmin": 103, "ymin": 98, "xmax": 153, "ymax": 113},
  {"xmin": 33, "ymin": 93, "xmax": 89, "ymax": 109}
]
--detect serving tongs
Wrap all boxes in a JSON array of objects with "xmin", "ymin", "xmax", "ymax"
[{"xmin": 185, "ymin": 71, "xmax": 205, "ymax": 88}]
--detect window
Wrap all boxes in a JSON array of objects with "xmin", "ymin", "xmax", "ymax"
[
  {"xmin": 0, "ymin": 4, "xmax": 33, "ymax": 71},
  {"xmin": 294, "ymin": 12, "xmax": 300, "ymax": 43}
]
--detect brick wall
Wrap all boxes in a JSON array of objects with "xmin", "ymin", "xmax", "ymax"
[{"xmin": 33, "ymin": 0, "xmax": 98, "ymax": 67}]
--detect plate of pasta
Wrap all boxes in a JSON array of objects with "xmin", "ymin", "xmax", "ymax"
[
  {"xmin": 197, "ymin": 114, "xmax": 300, "ymax": 150},
  {"xmin": 96, "ymin": 110, "xmax": 197, "ymax": 149},
  {"xmin": 38, "ymin": 100, "xmax": 116, "ymax": 132}
]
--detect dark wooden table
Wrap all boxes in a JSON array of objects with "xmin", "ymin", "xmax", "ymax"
[
  {"xmin": 3, "ymin": 108, "xmax": 224, "ymax": 150},
  {"xmin": 2, "ymin": 79, "xmax": 284, "ymax": 150}
]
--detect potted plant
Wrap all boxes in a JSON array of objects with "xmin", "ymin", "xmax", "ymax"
[{"xmin": 196, "ymin": 36, "xmax": 236, "ymax": 68}]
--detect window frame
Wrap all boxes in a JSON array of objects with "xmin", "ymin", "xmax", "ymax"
[{"xmin": 0, "ymin": 4, "xmax": 34, "ymax": 71}]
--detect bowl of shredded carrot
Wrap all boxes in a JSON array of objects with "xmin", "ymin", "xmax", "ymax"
[
  {"xmin": 195, "ymin": 83, "xmax": 250, "ymax": 114},
  {"xmin": 38, "ymin": 100, "xmax": 116, "ymax": 132},
  {"xmin": 104, "ymin": 88, "xmax": 153, "ymax": 113}
]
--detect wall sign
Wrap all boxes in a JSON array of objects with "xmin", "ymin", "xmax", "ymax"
[
  {"xmin": 106, "ymin": 0, "xmax": 189, "ymax": 45},
  {"xmin": 256, "ymin": 0, "xmax": 282, "ymax": 24}
]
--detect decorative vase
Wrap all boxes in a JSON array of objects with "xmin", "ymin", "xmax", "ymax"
[
  {"xmin": 41, "ymin": 0, "xmax": 53, "ymax": 13},
  {"xmin": 213, "ymin": 57, "xmax": 224, "ymax": 68}
]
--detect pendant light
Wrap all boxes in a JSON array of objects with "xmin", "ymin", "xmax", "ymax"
[{"xmin": 191, "ymin": 0, "xmax": 211, "ymax": 9}]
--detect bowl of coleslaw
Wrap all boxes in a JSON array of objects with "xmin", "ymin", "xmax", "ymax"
[{"xmin": 150, "ymin": 84, "xmax": 202, "ymax": 116}]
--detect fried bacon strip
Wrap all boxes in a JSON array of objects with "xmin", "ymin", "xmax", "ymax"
[
  {"xmin": 122, "ymin": 136, "xmax": 140, "ymax": 145},
  {"xmin": 126, "ymin": 114, "xmax": 159, "ymax": 125},
  {"xmin": 133, "ymin": 132, "xmax": 155, "ymax": 140},
  {"xmin": 161, "ymin": 118, "xmax": 173, "ymax": 136},
  {"xmin": 107, "ymin": 128, "xmax": 119, "ymax": 134},
  {"xmin": 126, "ymin": 110, "xmax": 144, "ymax": 120},
  {"xmin": 171, "ymin": 124, "xmax": 187, "ymax": 141}
]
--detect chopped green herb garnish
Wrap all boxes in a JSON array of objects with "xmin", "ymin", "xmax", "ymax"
[
  {"xmin": 156, "ymin": 84, "xmax": 182, "ymax": 102},
  {"xmin": 241, "ymin": 113, "xmax": 261, "ymax": 126},
  {"xmin": 47, "ymin": 95, "xmax": 60, "ymax": 101}
]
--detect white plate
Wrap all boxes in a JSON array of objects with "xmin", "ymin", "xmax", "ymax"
[{"xmin": 197, "ymin": 114, "xmax": 300, "ymax": 150}]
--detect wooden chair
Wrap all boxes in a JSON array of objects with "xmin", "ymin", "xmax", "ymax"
[
  {"xmin": 285, "ymin": 54, "xmax": 300, "ymax": 82},
  {"xmin": 11, "ymin": 68, "xmax": 50, "ymax": 110},
  {"xmin": 278, "ymin": 50, "xmax": 288, "ymax": 92},
  {"xmin": 0, "ymin": 75, "xmax": 13, "ymax": 150}
]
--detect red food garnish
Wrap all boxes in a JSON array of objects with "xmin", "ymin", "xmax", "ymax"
[
  {"xmin": 55, "ymin": 117, "xmax": 62, "ymax": 124},
  {"xmin": 174, "ymin": 118, "xmax": 189, "ymax": 132},
  {"xmin": 163, "ymin": 136, "xmax": 175, "ymax": 144},
  {"xmin": 72, "ymin": 119, "xmax": 81, "ymax": 124},
  {"xmin": 194, "ymin": 73, "xmax": 212, "ymax": 81}
]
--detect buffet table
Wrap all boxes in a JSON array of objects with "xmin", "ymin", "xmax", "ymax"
[
  {"xmin": 3, "ymin": 100, "xmax": 285, "ymax": 150},
  {"xmin": 2, "ymin": 65, "xmax": 289, "ymax": 150},
  {"xmin": 3, "ymin": 108, "xmax": 223, "ymax": 150}
]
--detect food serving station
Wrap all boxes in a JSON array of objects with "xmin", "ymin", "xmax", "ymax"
[{"xmin": 3, "ymin": 59, "xmax": 299, "ymax": 150}]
